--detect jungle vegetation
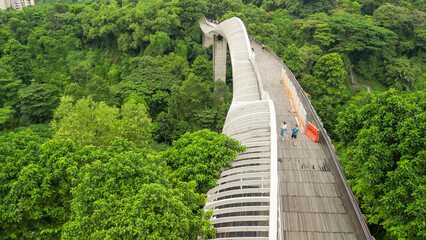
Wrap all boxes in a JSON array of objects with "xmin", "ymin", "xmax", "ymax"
[{"xmin": 0, "ymin": 0, "xmax": 424, "ymax": 239}]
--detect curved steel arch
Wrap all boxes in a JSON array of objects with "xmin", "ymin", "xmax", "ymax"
[{"xmin": 201, "ymin": 17, "xmax": 260, "ymax": 102}]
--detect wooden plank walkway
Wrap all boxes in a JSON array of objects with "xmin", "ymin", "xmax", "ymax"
[{"xmin": 252, "ymin": 44, "xmax": 358, "ymax": 240}]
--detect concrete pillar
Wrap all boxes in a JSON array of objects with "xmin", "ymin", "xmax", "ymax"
[
  {"xmin": 213, "ymin": 34, "xmax": 227, "ymax": 82},
  {"xmin": 202, "ymin": 33, "xmax": 213, "ymax": 48}
]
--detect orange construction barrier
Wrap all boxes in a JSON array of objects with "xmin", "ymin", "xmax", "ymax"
[{"xmin": 305, "ymin": 122, "xmax": 320, "ymax": 142}]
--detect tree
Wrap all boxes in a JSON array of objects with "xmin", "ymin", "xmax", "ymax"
[
  {"xmin": 336, "ymin": 0, "xmax": 362, "ymax": 14},
  {"xmin": 0, "ymin": 106, "xmax": 13, "ymax": 130},
  {"xmin": 144, "ymin": 31, "xmax": 171, "ymax": 56},
  {"xmin": 151, "ymin": 111, "xmax": 175, "ymax": 144},
  {"xmin": 2, "ymin": 130, "xmax": 238, "ymax": 239},
  {"xmin": 2, "ymin": 39, "xmax": 33, "ymax": 84},
  {"xmin": 311, "ymin": 95, "xmax": 344, "ymax": 138},
  {"xmin": 299, "ymin": 53, "xmax": 349, "ymax": 135},
  {"xmin": 276, "ymin": 0, "xmax": 336, "ymax": 17},
  {"xmin": 384, "ymin": 57, "xmax": 422, "ymax": 90},
  {"xmin": 65, "ymin": 51, "xmax": 90, "ymax": 84},
  {"xmin": 52, "ymin": 96, "xmax": 151, "ymax": 149},
  {"xmin": 11, "ymin": 123, "xmax": 54, "ymax": 139},
  {"xmin": 18, "ymin": 83, "xmax": 59, "ymax": 125},
  {"xmin": 52, "ymin": 96, "xmax": 117, "ymax": 149},
  {"xmin": 373, "ymin": 4, "xmax": 425, "ymax": 54},
  {"xmin": 0, "ymin": 60, "xmax": 22, "ymax": 110},
  {"xmin": 0, "ymin": 132, "xmax": 79, "ymax": 239},
  {"xmin": 161, "ymin": 52, "xmax": 190, "ymax": 81},
  {"xmin": 210, "ymin": 80, "xmax": 232, "ymax": 131},
  {"xmin": 62, "ymin": 146, "xmax": 214, "ymax": 239},
  {"xmin": 117, "ymin": 95, "xmax": 152, "ymax": 148},
  {"xmin": 281, "ymin": 44, "xmax": 305, "ymax": 78},
  {"xmin": 168, "ymin": 73, "xmax": 211, "ymax": 126},
  {"xmin": 79, "ymin": 3, "xmax": 121, "ymax": 48},
  {"xmin": 299, "ymin": 44, "xmax": 323, "ymax": 73},
  {"xmin": 0, "ymin": 26, "xmax": 10, "ymax": 56},
  {"xmin": 271, "ymin": 9, "xmax": 294, "ymax": 48},
  {"xmin": 165, "ymin": 70, "xmax": 229, "ymax": 135},
  {"xmin": 172, "ymin": 0, "xmax": 208, "ymax": 24},
  {"xmin": 163, "ymin": 129, "xmax": 245, "ymax": 194},
  {"xmin": 112, "ymin": 63, "xmax": 179, "ymax": 117},
  {"xmin": 191, "ymin": 55, "xmax": 212, "ymax": 82},
  {"xmin": 353, "ymin": 53, "xmax": 384, "ymax": 83},
  {"xmin": 336, "ymin": 90, "xmax": 426, "ymax": 239},
  {"xmin": 309, "ymin": 53, "xmax": 348, "ymax": 102},
  {"xmin": 299, "ymin": 12, "xmax": 398, "ymax": 65},
  {"xmin": 7, "ymin": 18, "xmax": 30, "ymax": 44}
]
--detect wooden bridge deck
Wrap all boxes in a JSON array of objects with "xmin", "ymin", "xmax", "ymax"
[{"xmin": 252, "ymin": 43, "xmax": 358, "ymax": 240}]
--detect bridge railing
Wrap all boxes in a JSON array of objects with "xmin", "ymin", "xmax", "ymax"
[
  {"xmin": 249, "ymin": 51, "xmax": 265, "ymax": 100},
  {"xmin": 252, "ymin": 38, "xmax": 372, "ymax": 240},
  {"xmin": 280, "ymin": 68, "xmax": 307, "ymax": 130}
]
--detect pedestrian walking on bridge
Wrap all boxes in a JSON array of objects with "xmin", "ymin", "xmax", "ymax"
[
  {"xmin": 280, "ymin": 121, "xmax": 287, "ymax": 140},
  {"xmin": 291, "ymin": 125, "xmax": 299, "ymax": 146}
]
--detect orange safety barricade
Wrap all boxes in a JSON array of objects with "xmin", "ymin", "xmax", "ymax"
[{"xmin": 305, "ymin": 122, "xmax": 320, "ymax": 142}]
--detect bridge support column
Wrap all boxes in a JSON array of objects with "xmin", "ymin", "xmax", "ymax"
[{"xmin": 213, "ymin": 35, "xmax": 227, "ymax": 82}]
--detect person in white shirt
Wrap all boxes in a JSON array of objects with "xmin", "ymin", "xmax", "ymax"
[{"xmin": 280, "ymin": 121, "xmax": 287, "ymax": 141}]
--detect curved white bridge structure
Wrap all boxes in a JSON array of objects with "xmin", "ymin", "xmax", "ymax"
[
  {"xmin": 201, "ymin": 17, "xmax": 278, "ymax": 239},
  {"xmin": 200, "ymin": 17, "xmax": 372, "ymax": 240}
]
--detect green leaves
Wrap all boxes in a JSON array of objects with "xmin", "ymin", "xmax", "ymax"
[
  {"xmin": 118, "ymin": 96, "xmax": 152, "ymax": 148},
  {"xmin": 145, "ymin": 31, "xmax": 171, "ymax": 56},
  {"xmin": 0, "ymin": 106, "xmax": 14, "ymax": 129},
  {"xmin": 168, "ymin": 73, "xmax": 210, "ymax": 123},
  {"xmin": 1, "ymin": 129, "xmax": 244, "ymax": 239},
  {"xmin": 60, "ymin": 132, "xmax": 223, "ymax": 239},
  {"xmin": 112, "ymin": 59, "xmax": 179, "ymax": 117},
  {"xmin": 281, "ymin": 44, "xmax": 305, "ymax": 78},
  {"xmin": 373, "ymin": 4, "xmax": 425, "ymax": 53},
  {"xmin": 303, "ymin": 12, "xmax": 398, "ymax": 54},
  {"xmin": 2, "ymin": 39, "xmax": 33, "ymax": 84},
  {"xmin": 18, "ymin": 83, "xmax": 59, "ymax": 126},
  {"xmin": 163, "ymin": 129, "xmax": 245, "ymax": 194},
  {"xmin": 52, "ymin": 96, "xmax": 151, "ymax": 149},
  {"xmin": 304, "ymin": 53, "xmax": 348, "ymax": 102},
  {"xmin": 384, "ymin": 57, "xmax": 423, "ymax": 90},
  {"xmin": 0, "ymin": 132, "xmax": 78, "ymax": 239},
  {"xmin": 336, "ymin": 90, "xmax": 425, "ymax": 239}
]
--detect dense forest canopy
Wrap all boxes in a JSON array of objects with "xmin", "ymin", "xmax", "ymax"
[{"xmin": 0, "ymin": 0, "xmax": 424, "ymax": 239}]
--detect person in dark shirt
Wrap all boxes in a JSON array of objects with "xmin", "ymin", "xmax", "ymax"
[{"xmin": 291, "ymin": 124, "xmax": 299, "ymax": 146}]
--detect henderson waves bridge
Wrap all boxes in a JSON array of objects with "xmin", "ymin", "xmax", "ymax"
[{"xmin": 199, "ymin": 17, "xmax": 374, "ymax": 240}]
